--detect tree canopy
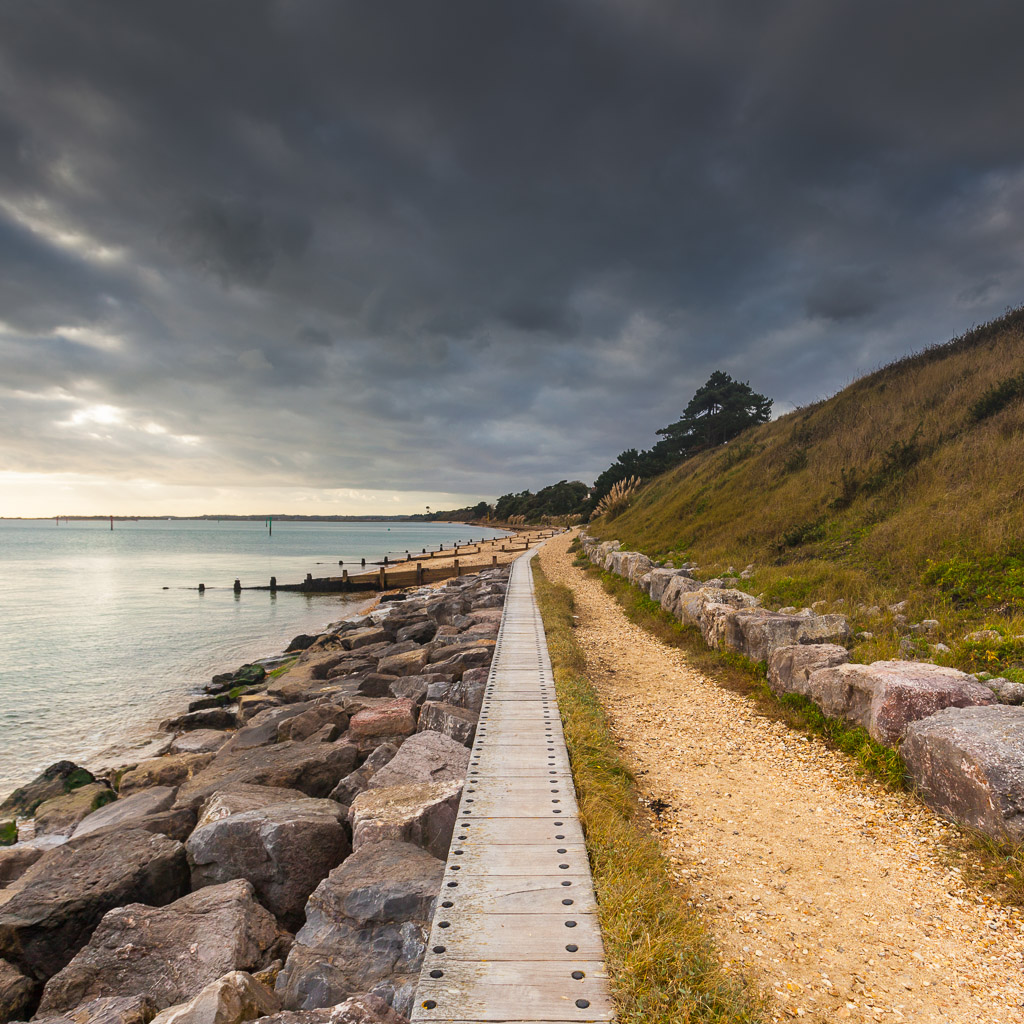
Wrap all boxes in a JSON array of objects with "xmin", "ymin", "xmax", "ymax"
[
  {"xmin": 655, "ymin": 371, "xmax": 772, "ymax": 457},
  {"xmin": 589, "ymin": 370, "xmax": 772, "ymax": 506}
]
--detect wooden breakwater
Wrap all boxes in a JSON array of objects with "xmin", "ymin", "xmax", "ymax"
[{"xmin": 243, "ymin": 535, "xmax": 561, "ymax": 594}]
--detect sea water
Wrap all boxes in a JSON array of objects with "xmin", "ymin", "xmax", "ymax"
[{"xmin": 0, "ymin": 519, "xmax": 509, "ymax": 794}]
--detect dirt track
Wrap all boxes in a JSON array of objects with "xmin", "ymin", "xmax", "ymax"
[{"xmin": 539, "ymin": 532, "xmax": 1024, "ymax": 1024}]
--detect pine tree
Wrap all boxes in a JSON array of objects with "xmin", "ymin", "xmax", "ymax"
[{"xmin": 655, "ymin": 371, "xmax": 772, "ymax": 457}]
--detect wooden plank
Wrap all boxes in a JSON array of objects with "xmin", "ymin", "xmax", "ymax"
[
  {"xmin": 447, "ymin": 844, "xmax": 589, "ymax": 876},
  {"xmin": 412, "ymin": 962, "xmax": 612, "ymax": 1022},
  {"xmin": 430, "ymin": 873, "xmax": 596, "ymax": 913},
  {"xmin": 424, "ymin": 913, "xmax": 604, "ymax": 961},
  {"xmin": 452, "ymin": 817, "xmax": 585, "ymax": 846}
]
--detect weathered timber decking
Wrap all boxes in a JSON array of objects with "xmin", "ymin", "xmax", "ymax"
[{"xmin": 411, "ymin": 549, "xmax": 614, "ymax": 1024}]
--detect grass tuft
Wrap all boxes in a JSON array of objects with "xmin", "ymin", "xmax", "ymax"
[{"xmin": 532, "ymin": 558, "xmax": 767, "ymax": 1024}]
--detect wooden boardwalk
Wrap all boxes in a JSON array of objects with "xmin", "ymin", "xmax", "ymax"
[{"xmin": 411, "ymin": 549, "xmax": 614, "ymax": 1023}]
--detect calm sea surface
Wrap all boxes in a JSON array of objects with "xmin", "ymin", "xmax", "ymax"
[{"xmin": 0, "ymin": 519, "xmax": 508, "ymax": 795}]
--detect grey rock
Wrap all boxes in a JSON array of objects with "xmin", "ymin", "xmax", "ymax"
[
  {"xmin": 286, "ymin": 635, "xmax": 318, "ymax": 653},
  {"xmin": 394, "ymin": 620, "xmax": 436, "ymax": 645},
  {"xmin": 385, "ymin": 676, "xmax": 429, "ymax": 706},
  {"xmin": 415, "ymin": 703, "xmax": 477, "ymax": 747},
  {"xmin": 349, "ymin": 781, "xmax": 462, "ymax": 859},
  {"xmin": 274, "ymin": 842, "xmax": 443, "ymax": 1012},
  {"xmin": 37, "ymin": 880, "xmax": 285, "ymax": 1014},
  {"xmin": 0, "ymin": 836, "xmax": 65, "ymax": 890},
  {"xmin": 277, "ymin": 707, "xmax": 350, "ymax": 744},
  {"xmin": 340, "ymin": 629, "xmax": 389, "ymax": 651},
  {"xmin": 72, "ymin": 788, "xmax": 177, "ymax": 839},
  {"xmin": 374, "ymin": 650, "xmax": 428, "ymax": 678},
  {"xmin": 767, "ymin": 644, "xmax": 851, "ymax": 697},
  {"xmin": 161, "ymin": 709, "xmax": 237, "ymax": 734},
  {"xmin": 985, "ymin": 678, "xmax": 1024, "ymax": 706},
  {"xmin": 727, "ymin": 608, "xmax": 849, "ymax": 663},
  {"xmin": 197, "ymin": 784, "xmax": 308, "ymax": 829},
  {"xmin": 0, "ymin": 829, "xmax": 189, "ymax": 982},
  {"xmin": 187, "ymin": 800, "xmax": 350, "ymax": 930},
  {"xmin": 170, "ymin": 731, "xmax": 231, "ymax": 756},
  {"xmin": 32, "ymin": 995, "xmax": 158, "ymax": 1024},
  {"xmin": 220, "ymin": 705, "xmax": 315, "ymax": 754},
  {"xmin": 365, "ymin": 732, "xmax": 469, "ymax": 791},
  {"xmin": 175, "ymin": 742, "xmax": 359, "ymax": 810},
  {"xmin": 902, "ymin": 705, "xmax": 1024, "ymax": 841}
]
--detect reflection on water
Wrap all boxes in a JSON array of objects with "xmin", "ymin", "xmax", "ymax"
[{"xmin": 0, "ymin": 519, "xmax": 507, "ymax": 792}]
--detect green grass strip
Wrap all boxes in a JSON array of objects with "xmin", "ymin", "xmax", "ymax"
[{"xmin": 531, "ymin": 557, "xmax": 768, "ymax": 1024}]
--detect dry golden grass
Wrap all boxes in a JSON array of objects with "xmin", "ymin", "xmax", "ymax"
[
  {"xmin": 587, "ymin": 308, "xmax": 1024, "ymax": 675},
  {"xmin": 531, "ymin": 558, "xmax": 768, "ymax": 1024}
]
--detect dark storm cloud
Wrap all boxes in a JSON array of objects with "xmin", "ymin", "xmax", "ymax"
[{"xmin": 2, "ymin": 0, "xmax": 1024, "ymax": 506}]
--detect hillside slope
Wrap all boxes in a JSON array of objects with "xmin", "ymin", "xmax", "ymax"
[{"xmin": 587, "ymin": 307, "xmax": 1024, "ymax": 673}]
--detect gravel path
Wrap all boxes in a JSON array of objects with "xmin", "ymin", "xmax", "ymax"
[{"xmin": 540, "ymin": 533, "xmax": 1024, "ymax": 1024}]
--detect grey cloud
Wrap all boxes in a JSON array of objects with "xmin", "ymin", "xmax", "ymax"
[{"xmin": 1, "ymin": 0, "xmax": 1024, "ymax": 505}]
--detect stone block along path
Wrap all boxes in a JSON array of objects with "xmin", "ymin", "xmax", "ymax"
[{"xmin": 412, "ymin": 548, "xmax": 613, "ymax": 1024}]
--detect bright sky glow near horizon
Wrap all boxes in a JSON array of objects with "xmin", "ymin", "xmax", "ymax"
[{"xmin": 2, "ymin": 2, "xmax": 1024, "ymax": 517}]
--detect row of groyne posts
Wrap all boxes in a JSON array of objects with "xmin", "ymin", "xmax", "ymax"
[{"xmin": 195, "ymin": 531, "xmax": 563, "ymax": 595}]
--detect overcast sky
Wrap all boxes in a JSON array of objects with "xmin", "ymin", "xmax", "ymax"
[{"xmin": 2, "ymin": 1, "xmax": 1023, "ymax": 515}]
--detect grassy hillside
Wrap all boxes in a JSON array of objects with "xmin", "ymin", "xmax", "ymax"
[{"xmin": 587, "ymin": 307, "xmax": 1024, "ymax": 677}]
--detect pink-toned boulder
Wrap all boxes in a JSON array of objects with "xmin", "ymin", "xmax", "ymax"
[
  {"xmin": 806, "ymin": 660, "xmax": 995, "ymax": 746},
  {"xmin": 902, "ymin": 705, "xmax": 1024, "ymax": 841},
  {"xmin": 767, "ymin": 644, "xmax": 851, "ymax": 697},
  {"xmin": 348, "ymin": 699, "xmax": 417, "ymax": 740}
]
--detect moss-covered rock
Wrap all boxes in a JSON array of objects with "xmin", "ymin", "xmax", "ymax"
[
  {"xmin": 0, "ymin": 762, "xmax": 95, "ymax": 819},
  {"xmin": 0, "ymin": 819, "xmax": 17, "ymax": 846}
]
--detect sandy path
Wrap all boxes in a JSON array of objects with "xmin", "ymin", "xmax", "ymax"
[{"xmin": 539, "ymin": 533, "xmax": 1024, "ymax": 1024}]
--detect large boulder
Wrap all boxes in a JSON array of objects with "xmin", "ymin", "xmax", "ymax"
[
  {"xmin": 170, "ymin": 731, "xmax": 231, "ymax": 757},
  {"xmin": 0, "ymin": 836, "xmax": 65, "ymax": 889},
  {"xmin": 175, "ymin": 742, "xmax": 359, "ymax": 810},
  {"xmin": 118, "ymin": 754, "xmax": 215, "ymax": 797},
  {"xmin": 728, "ymin": 608, "xmax": 850, "ymax": 663},
  {"xmin": 364, "ymin": 732, "xmax": 468, "ymax": 791},
  {"xmin": 767, "ymin": 644, "xmax": 851, "ymax": 697},
  {"xmin": 0, "ymin": 829, "xmax": 189, "ymax": 981},
  {"xmin": 148, "ymin": 971, "xmax": 279, "ymax": 1024},
  {"xmin": 0, "ymin": 763, "xmax": 95, "ymax": 819},
  {"xmin": 340, "ymin": 629, "xmax": 389, "ymax": 652},
  {"xmin": 220, "ymin": 706, "xmax": 316, "ymax": 755},
  {"xmin": 347, "ymin": 702, "xmax": 417, "ymax": 744},
  {"xmin": 348, "ymin": 781, "xmax": 462, "ymax": 860},
  {"xmin": 161, "ymin": 709, "xmax": 236, "ymax": 734},
  {"xmin": 32, "ymin": 994, "xmax": 158, "ymax": 1024},
  {"xmin": 277, "ymin": 707, "xmax": 349, "ymax": 744},
  {"xmin": 187, "ymin": 799, "xmax": 350, "ymax": 930},
  {"xmin": 36, "ymin": 880, "xmax": 285, "ymax": 1014},
  {"xmin": 0, "ymin": 958, "xmax": 35, "ymax": 1023},
  {"xmin": 902, "ymin": 705, "xmax": 1024, "ymax": 841},
  {"xmin": 394, "ymin": 620, "xmax": 436, "ymax": 645},
  {"xmin": 196, "ymin": 785, "xmax": 308, "ymax": 829},
  {"xmin": 424, "ymin": 671, "xmax": 486, "ymax": 713},
  {"xmin": 658, "ymin": 575, "xmax": 702, "ymax": 619},
  {"xmin": 678, "ymin": 587, "xmax": 760, "ymax": 629},
  {"xmin": 71, "ymin": 787, "xmax": 177, "ymax": 839},
  {"xmin": 374, "ymin": 649, "xmax": 428, "ymax": 678},
  {"xmin": 806, "ymin": 661, "xmax": 994, "ymax": 745},
  {"xmin": 274, "ymin": 842, "xmax": 443, "ymax": 1015},
  {"xmin": 414, "ymin": 703, "xmax": 477, "ymax": 747},
  {"xmin": 32, "ymin": 785, "xmax": 115, "ymax": 837},
  {"xmin": 257, "ymin": 993, "xmax": 405, "ymax": 1024}
]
